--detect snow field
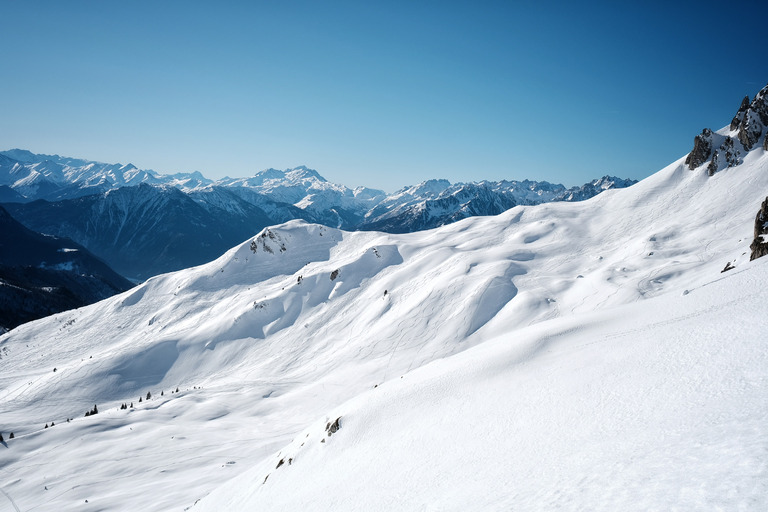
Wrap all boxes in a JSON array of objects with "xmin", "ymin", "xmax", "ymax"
[
  {"xmin": 0, "ymin": 137, "xmax": 767, "ymax": 510},
  {"xmin": 201, "ymin": 258, "xmax": 768, "ymax": 511}
]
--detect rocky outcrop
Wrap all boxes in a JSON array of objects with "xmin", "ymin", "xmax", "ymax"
[
  {"xmin": 686, "ymin": 84, "xmax": 768, "ymax": 173},
  {"xmin": 749, "ymin": 196, "xmax": 768, "ymax": 261},
  {"xmin": 687, "ymin": 126, "xmax": 748, "ymax": 176},
  {"xmin": 707, "ymin": 135, "xmax": 742, "ymax": 176},
  {"xmin": 685, "ymin": 128, "xmax": 714, "ymax": 170},
  {"xmin": 730, "ymin": 96, "xmax": 750, "ymax": 130},
  {"xmin": 736, "ymin": 85, "xmax": 768, "ymax": 151}
]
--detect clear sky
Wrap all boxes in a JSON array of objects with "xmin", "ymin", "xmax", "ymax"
[{"xmin": 1, "ymin": 0, "xmax": 766, "ymax": 192}]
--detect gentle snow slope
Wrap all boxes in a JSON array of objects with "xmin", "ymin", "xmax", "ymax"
[
  {"xmin": 0, "ymin": 143, "xmax": 766, "ymax": 511},
  {"xmin": 199, "ymin": 256, "xmax": 768, "ymax": 511}
]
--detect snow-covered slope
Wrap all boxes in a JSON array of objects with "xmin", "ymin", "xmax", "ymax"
[
  {"xmin": 200, "ymin": 256, "xmax": 768, "ymax": 511},
  {"xmin": 1, "ymin": 129, "xmax": 766, "ymax": 509},
  {"xmin": 1, "ymin": 84, "xmax": 767, "ymax": 510}
]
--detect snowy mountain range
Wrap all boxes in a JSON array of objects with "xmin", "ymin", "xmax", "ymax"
[
  {"xmin": 1, "ymin": 150, "xmax": 635, "ymax": 279},
  {"xmin": 1, "ymin": 84, "xmax": 767, "ymax": 511}
]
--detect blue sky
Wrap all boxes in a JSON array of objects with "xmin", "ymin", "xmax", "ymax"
[{"xmin": 1, "ymin": 1, "xmax": 766, "ymax": 191}]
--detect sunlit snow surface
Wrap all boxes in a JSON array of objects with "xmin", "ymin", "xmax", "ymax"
[{"xmin": 1, "ymin": 147, "xmax": 767, "ymax": 511}]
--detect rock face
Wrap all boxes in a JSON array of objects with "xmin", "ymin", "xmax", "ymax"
[
  {"xmin": 686, "ymin": 84, "xmax": 768, "ymax": 174},
  {"xmin": 737, "ymin": 85, "xmax": 768, "ymax": 151},
  {"xmin": 749, "ymin": 196, "xmax": 768, "ymax": 261},
  {"xmin": 730, "ymin": 96, "xmax": 750, "ymax": 130},
  {"xmin": 685, "ymin": 128, "xmax": 714, "ymax": 170},
  {"xmin": 707, "ymin": 135, "xmax": 742, "ymax": 176}
]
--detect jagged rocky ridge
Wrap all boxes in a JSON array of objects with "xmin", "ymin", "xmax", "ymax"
[
  {"xmin": 1, "ymin": 150, "xmax": 636, "ymax": 279},
  {"xmin": 686, "ymin": 84, "xmax": 768, "ymax": 175}
]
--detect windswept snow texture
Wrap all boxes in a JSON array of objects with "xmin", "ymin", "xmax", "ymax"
[{"xmin": 0, "ymin": 124, "xmax": 767, "ymax": 510}]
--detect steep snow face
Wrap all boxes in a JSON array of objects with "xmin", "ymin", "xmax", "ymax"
[{"xmin": 0, "ymin": 142, "xmax": 766, "ymax": 510}]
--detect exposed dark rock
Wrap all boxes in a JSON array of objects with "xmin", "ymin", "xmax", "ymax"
[
  {"xmin": 707, "ymin": 136, "xmax": 742, "ymax": 176},
  {"xmin": 737, "ymin": 85, "xmax": 768, "ymax": 151},
  {"xmin": 749, "ymin": 196, "xmax": 768, "ymax": 261},
  {"xmin": 686, "ymin": 128, "xmax": 713, "ymax": 170},
  {"xmin": 330, "ymin": 269, "xmax": 339, "ymax": 281},
  {"xmin": 731, "ymin": 96, "xmax": 750, "ymax": 130},
  {"xmin": 721, "ymin": 262, "xmax": 735, "ymax": 273},
  {"xmin": 739, "ymin": 111, "xmax": 764, "ymax": 150},
  {"xmin": 325, "ymin": 416, "xmax": 341, "ymax": 436},
  {"xmin": 687, "ymin": 84, "xmax": 768, "ymax": 172}
]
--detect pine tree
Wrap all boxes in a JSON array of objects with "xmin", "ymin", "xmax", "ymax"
[
  {"xmin": 8, "ymin": 433, "xmax": 13, "ymax": 439},
  {"xmin": 45, "ymin": 423, "xmax": 49, "ymax": 428},
  {"xmin": 176, "ymin": 387, "xmax": 179, "ymax": 393},
  {"xmin": 51, "ymin": 421, "xmax": 55, "ymax": 426},
  {"xmin": 146, "ymin": 391, "xmax": 151, "ymax": 400},
  {"xmin": 0, "ymin": 433, "xmax": 4, "ymax": 442},
  {"xmin": 130, "ymin": 402, "xmax": 134, "ymax": 408},
  {"xmin": 139, "ymin": 397, "xmax": 142, "ymax": 403},
  {"xmin": 92, "ymin": 405, "xmax": 98, "ymax": 415},
  {"xmin": 161, "ymin": 391, "xmax": 164, "ymax": 396}
]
